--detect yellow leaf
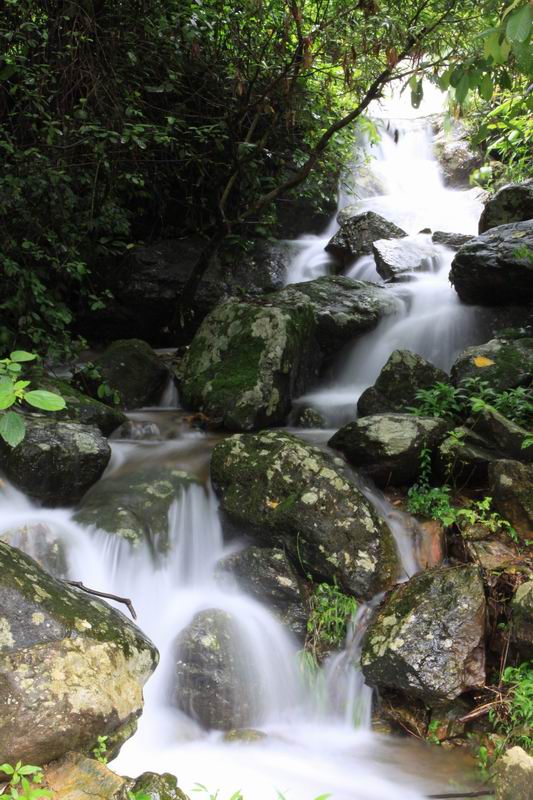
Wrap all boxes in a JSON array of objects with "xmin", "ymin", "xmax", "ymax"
[
  {"xmin": 472, "ymin": 356, "xmax": 495, "ymax": 368},
  {"xmin": 266, "ymin": 498, "xmax": 279, "ymax": 509}
]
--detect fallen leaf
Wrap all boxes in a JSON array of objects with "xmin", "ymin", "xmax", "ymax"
[
  {"xmin": 266, "ymin": 498, "xmax": 279, "ymax": 509},
  {"xmin": 473, "ymin": 356, "xmax": 495, "ymax": 368}
]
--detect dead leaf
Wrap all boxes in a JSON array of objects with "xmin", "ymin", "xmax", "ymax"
[{"xmin": 473, "ymin": 356, "xmax": 495, "ymax": 368}]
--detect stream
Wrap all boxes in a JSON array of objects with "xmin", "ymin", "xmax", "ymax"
[{"xmin": 0, "ymin": 89, "xmax": 488, "ymax": 799}]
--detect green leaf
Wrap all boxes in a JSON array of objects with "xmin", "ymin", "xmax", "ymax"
[
  {"xmin": 410, "ymin": 79, "xmax": 424, "ymax": 109},
  {"xmin": 455, "ymin": 72, "xmax": 470, "ymax": 105},
  {"xmin": 0, "ymin": 385, "xmax": 17, "ymax": 410},
  {"xmin": 24, "ymin": 390, "xmax": 66, "ymax": 411},
  {"xmin": 479, "ymin": 73, "xmax": 494, "ymax": 101},
  {"xmin": 506, "ymin": 4, "xmax": 533, "ymax": 44},
  {"xmin": 0, "ymin": 764, "xmax": 15, "ymax": 775},
  {"xmin": 9, "ymin": 351, "xmax": 37, "ymax": 363},
  {"xmin": 7, "ymin": 363, "xmax": 22, "ymax": 373},
  {"xmin": 0, "ymin": 412, "xmax": 26, "ymax": 448}
]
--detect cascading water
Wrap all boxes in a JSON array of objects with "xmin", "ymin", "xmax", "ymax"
[{"xmin": 0, "ymin": 87, "xmax": 486, "ymax": 800}]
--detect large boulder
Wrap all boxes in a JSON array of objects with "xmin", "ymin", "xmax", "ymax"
[
  {"xmin": 449, "ymin": 221, "xmax": 533, "ymax": 305},
  {"xmin": 357, "ymin": 349, "xmax": 449, "ymax": 417},
  {"xmin": 74, "ymin": 466, "xmax": 198, "ymax": 552},
  {"xmin": 275, "ymin": 276, "xmax": 401, "ymax": 355},
  {"xmin": 0, "ymin": 541, "xmax": 158, "ymax": 765},
  {"xmin": 210, "ymin": 430, "xmax": 400, "ymax": 598},
  {"xmin": 451, "ymin": 336, "xmax": 533, "ymax": 392},
  {"xmin": 325, "ymin": 211, "xmax": 406, "ymax": 266},
  {"xmin": 215, "ymin": 546, "xmax": 309, "ymax": 639},
  {"xmin": 436, "ymin": 425, "xmax": 501, "ymax": 486},
  {"xmin": 0, "ymin": 419, "xmax": 110, "ymax": 506},
  {"xmin": 372, "ymin": 236, "xmax": 439, "ymax": 281},
  {"xmin": 489, "ymin": 460, "xmax": 533, "ymax": 542},
  {"xmin": 479, "ymin": 180, "xmax": 533, "ymax": 234},
  {"xmin": 361, "ymin": 565, "xmax": 486, "ymax": 702},
  {"xmin": 432, "ymin": 231, "xmax": 473, "ymax": 251},
  {"xmin": 473, "ymin": 408, "xmax": 532, "ymax": 463},
  {"xmin": 75, "ymin": 339, "xmax": 169, "ymax": 411},
  {"xmin": 495, "ymin": 746, "xmax": 533, "ymax": 800},
  {"xmin": 511, "ymin": 581, "xmax": 533, "ymax": 660},
  {"xmin": 329, "ymin": 414, "xmax": 448, "ymax": 487},
  {"xmin": 175, "ymin": 609, "xmax": 257, "ymax": 730},
  {"xmin": 179, "ymin": 296, "xmax": 317, "ymax": 431}
]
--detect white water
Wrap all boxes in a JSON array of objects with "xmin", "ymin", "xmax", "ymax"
[{"xmin": 0, "ymin": 89, "xmax": 483, "ymax": 800}]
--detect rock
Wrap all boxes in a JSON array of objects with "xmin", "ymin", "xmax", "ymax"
[
  {"xmin": 0, "ymin": 541, "xmax": 158, "ymax": 765},
  {"xmin": 175, "ymin": 609, "xmax": 257, "ymax": 730},
  {"xmin": 495, "ymin": 746, "xmax": 533, "ymax": 800},
  {"xmin": 74, "ymin": 466, "xmax": 198, "ymax": 551},
  {"xmin": 465, "ymin": 539, "xmax": 516, "ymax": 570},
  {"xmin": 329, "ymin": 414, "xmax": 448, "ymax": 487},
  {"xmin": 276, "ymin": 194, "xmax": 336, "ymax": 239},
  {"xmin": 294, "ymin": 406, "xmax": 327, "ymax": 428},
  {"xmin": 179, "ymin": 296, "xmax": 317, "ymax": 431},
  {"xmin": 416, "ymin": 520, "xmax": 445, "ymax": 570},
  {"xmin": 130, "ymin": 772, "xmax": 190, "ymax": 800},
  {"xmin": 325, "ymin": 211, "xmax": 406, "ymax": 266},
  {"xmin": 44, "ymin": 753, "xmax": 127, "ymax": 800},
  {"xmin": 432, "ymin": 119, "xmax": 481, "ymax": 187},
  {"xmin": 449, "ymin": 221, "xmax": 533, "ymax": 305},
  {"xmin": 215, "ymin": 546, "xmax": 308, "ymax": 639},
  {"xmin": 372, "ymin": 236, "xmax": 440, "ymax": 281},
  {"xmin": 451, "ymin": 336, "xmax": 533, "ymax": 392},
  {"xmin": 436, "ymin": 426, "xmax": 500, "ymax": 486},
  {"xmin": 472, "ymin": 407, "xmax": 532, "ymax": 463},
  {"xmin": 432, "ymin": 231, "xmax": 473, "ymax": 250},
  {"xmin": 511, "ymin": 580, "xmax": 533, "ymax": 660},
  {"xmin": 361, "ymin": 565, "xmax": 486, "ymax": 702},
  {"xmin": 75, "ymin": 339, "xmax": 169, "ymax": 411},
  {"xmin": 27, "ymin": 372, "xmax": 126, "ymax": 436},
  {"xmin": 0, "ymin": 521, "xmax": 68, "ymax": 577},
  {"xmin": 0, "ymin": 419, "xmax": 110, "ymax": 506},
  {"xmin": 210, "ymin": 430, "xmax": 400, "ymax": 598},
  {"xmin": 222, "ymin": 728, "xmax": 267, "ymax": 743},
  {"xmin": 479, "ymin": 180, "xmax": 533, "ymax": 234},
  {"xmin": 357, "ymin": 349, "xmax": 449, "ymax": 417},
  {"xmin": 276, "ymin": 276, "xmax": 400, "ymax": 355},
  {"xmin": 490, "ymin": 460, "xmax": 533, "ymax": 542}
]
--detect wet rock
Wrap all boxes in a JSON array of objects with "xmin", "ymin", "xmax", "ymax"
[
  {"xmin": 451, "ymin": 336, "xmax": 533, "ymax": 392},
  {"xmin": 416, "ymin": 520, "xmax": 445, "ymax": 570},
  {"xmin": 361, "ymin": 565, "xmax": 486, "ymax": 702},
  {"xmin": 372, "ymin": 236, "xmax": 439, "ymax": 281},
  {"xmin": 473, "ymin": 407, "xmax": 532, "ymax": 463},
  {"xmin": 436, "ymin": 426, "xmax": 501, "ymax": 486},
  {"xmin": 74, "ymin": 466, "xmax": 198, "ymax": 552},
  {"xmin": 215, "ymin": 546, "xmax": 309, "ymax": 639},
  {"xmin": 329, "ymin": 414, "xmax": 448, "ymax": 487},
  {"xmin": 276, "ymin": 276, "xmax": 400, "ymax": 355},
  {"xmin": 276, "ymin": 194, "xmax": 336, "ymax": 238},
  {"xmin": 180, "ymin": 296, "xmax": 317, "ymax": 431},
  {"xmin": 0, "ymin": 419, "xmax": 110, "ymax": 506},
  {"xmin": 490, "ymin": 460, "xmax": 533, "ymax": 542},
  {"xmin": 325, "ymin": 211, "xmax": 406, "ymax": 266},
  {"xmin": 511, "ymin": 580, "xmax": 533, "ymax": 660},
  {"xmin": 130, "ymin": 771, "xmax": 190, "ymax": 800},
  {"xmin": 465, "ymin": 539, "xmax": 516, "ymax": 571},
  {"xmin": 479, "ymin": 179, "xmax": 533, "ymax": 234},
  {"xmin": 210, "ymin": 430, "xmax": 400, "ymax": 598},
  {"xmin": 44, "ymin": 753, "xmax": 128, "ymax": 800},
  {"xmin": 494, "ymin": 746, "xmax": 533, "ymax": 800},
  {"xmin": 175, "ymin": 609, "xmax": 257, "ymax": 730},
  {"xmin": 432, "ymin": 231, "xmax": 473, "ymax": 250},
  {"xmin": 75, "ymin": 339, "xmax": 169, "ymax": 411},
  {"xmin": 357, "ymin": 349, "xmax": 449, "ymax": 417},
  {"xmin": 449, "ymin": 221, "xmax": 533, "ymax": 305},
  {"xmin": 0, "ymin": 521, "xmax": 68, "ymax": 578},
  {"xmin": 28, "ymin": 373, "xmax": 126, "ymax": 436},
  {"xmin": 222, "ymin": 728, "xmax": 267, "ymax": 743},
  {"xmin": 0, "ymin": 541, "xmax": 158, "ymax": 765},
  {"xmin": 294, "ymin": 406, "xmax": 327, "ymax": 429},
  {"xmin": 432, "ymin": 120, "xmax": 481, "ymax": 187}
]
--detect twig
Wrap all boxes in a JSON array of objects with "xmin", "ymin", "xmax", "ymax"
[
  {"xmin": 427, "ymin": 792, "xmax": 494, "ymax": 799},
  {"xmin": 66, "ymin": 580, "xmax": 137, "ymax": 620}
]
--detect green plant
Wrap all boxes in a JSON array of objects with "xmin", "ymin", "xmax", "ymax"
[
  {"xmin": 457, "ymin": 496, "xmax": 519, "ymax": 543},
  {"xmin": 92, "ymin": 734, "xmax": 109, "ymax": 765},
  {"xmin": 0, "ymin": 762, "xmax": 52, "ymax": 800},
  {"xmin": 0, "ymin": 351, "xmax": 66, "ymax": 447},
  {"xmin": 406, "ymin": 446, "xmax": 457, "ymax": 526},
  {"xmin": 407, "ymin": 382, "xmax": 462, "ymax": 419},
  {"xmin": 76, "ymin": 363, "xmax": 121, "ymax": 406},
  {"xmin": 489, "ymin": 662, "xmax": 533, "ymax": 754},
  {"xmin": 305, "ymin": 581, "xmax": 357, "ymax": 657},
  {"xmin": 426, "ymin": 719, "xmax": 442, "ymax": 745},
  {"xmin": 127, "ymin": 792, "xmax": 151, "ymax": 800}
]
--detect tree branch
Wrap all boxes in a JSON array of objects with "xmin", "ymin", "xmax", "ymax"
[{"xmin": 67, "ymin": 580, "xmax": 137, "ymax": 620}]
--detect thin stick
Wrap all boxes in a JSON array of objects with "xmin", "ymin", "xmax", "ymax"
[
  {"xmin": 427, "ymin": 791, "xmax": 494, "ymax": 799},
  {"xmin": 67, "ymin": 580, "xmax": 137, "ymax": 620}
]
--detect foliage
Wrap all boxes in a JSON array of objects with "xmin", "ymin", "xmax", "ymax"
[
  {"xmin": 0, "ymin": 351, "xmax": 66, "ymax": 447},
  {"xmin": 456, "ymin": 496, "xmax": 519, "ymax": 543},
  {"xmin": 76, "ymin": 363, "xmax": 121, "ymax": 406},
  {"xmin": 92, "ymin": 735, "xmax": 108, "ymax": 765},
  {"xmin": 127, "ymin": 792, "xmax": 151, "ymax": 800},
  {"xmin": 305, "ymin": 580, "xmax": 357, "ymax": 658},
  {"xmin": 406, "ymin": 446, "xmax": 457, "ymax": 526},
  {"xmin": 489, "ymin": 662, "xmax": 533, "ymax": 754},
  {"xmin": 0, "ymin": 762, "xmax": 52, "ymax": 800},
  {"xmin": 407, "ymin": 382, "xmax": 462, "ymax": 420}
]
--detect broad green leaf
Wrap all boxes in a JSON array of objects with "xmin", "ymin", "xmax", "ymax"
[
  {"xmin": 455, "ymin": 73, "xmax": 470, "ymax": 105},
  {"xmin": 10, "ymin": 351, "xmax": 37, "ymax": 363},
  {"xmin": 7, "ymin": 363, "xmax": 22, "ymax": 373},
  {"xmin": 0, "ymin": 386, "xmax": 17, "ymax": 410},
  {"xmin": 0, "ymin": 412, "xmax": 26, "ymax": 448},
  {"xmin": 24, "ymin": 390, "xmax": 66, "ymax": 411},
  {"xmin": 0, "ymin": 764, "xmax": 15, "ymax": 774},
  {"xmin": 479, "ymin": 73, "xmax": 494, "ymax": 101},
  {"xmin": 411, "ymin": 79, "xmax": 424, "ymax": 109},
  {"xmin": 506, "ymin": 4, "xmax": 533, "ymax": 43},
  {"xmin": 14, "ymin": 380, "xmax": 31, "ymax": 391}
]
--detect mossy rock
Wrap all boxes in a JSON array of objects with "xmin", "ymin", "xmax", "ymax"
[
  {"xmin": 0, "ymin": 418, "xmax": 110, "ymax": 506},
  {"xmin": 451, "ymin": 336, "xmax": 533, "ymax": 392},
  {"xmin": 361, "ymin": 565, "xmax": 486, "ymax": 703},
  {"xmin": 180, "ymin": 296, "xmax": 317, "ymax": 431},
  {"xmin": 74, "ymin": 466, "xmax": 199, "ymax": 552},
  {"xmin": 325, "ymin": 211, "xmax": 406, "ymax": 266},
  {"xmin": 130, "ymin": 772, "xmax": 190, "ymax": 800},
  {"xmin": 490, "ymin": 460, "xmax": 533, "ymax": 543},
  {"xmin": 75, "ymin": 339, "xmax": 169, "ymax": 410},
  {"xmin": 210, "ymin": 430, "xmax": 400, "ymax": 598},
  {"xmin": 478, "ymin": 179, "xmax": 533, "ymax": 234},
  {"xmin": 511, "ymin": 580, "xmax": 533, "ymax": 660},
  {"xmin": 0, "ymin": 541, "xmax": 158, "ymax": 766}
]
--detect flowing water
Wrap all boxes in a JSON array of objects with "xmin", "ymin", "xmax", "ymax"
[{"xmin": 0, "ymin": 89, "xmax": 487, "ymax": 799}]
